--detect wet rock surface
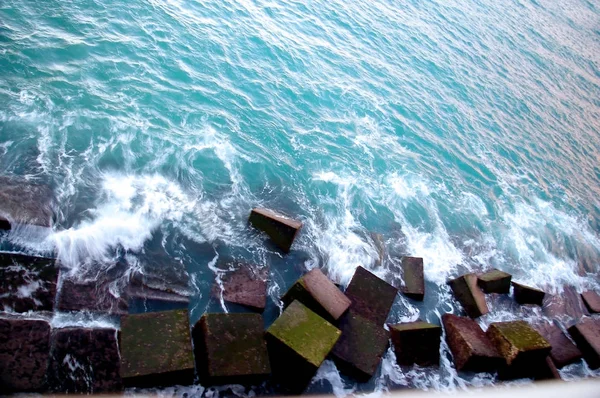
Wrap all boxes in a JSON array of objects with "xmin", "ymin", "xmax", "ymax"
[
  {"xmin": 344, "ymin": 266, "xmax": 397, "ymax": 326},
  {"xmin": 48, "ymin": 328, "xmax": 122, "ymax": 393},
  {"xmin": 568, "ymin": 317, "xmax": 600, "ymax": 370},
  {"xmin": 542, "ymin": 286, "xmax": 588, "ymax": 324},
  {"xmin": 0, "ymin": 176, "xmax": 55, "ymax": 228},
  {"xmin": 581, "ymin": 291, "xmax": 600, "ymax": 314},
  {"xmin": 533, "ymin": 322, "xmax": 582, "ymax": 368},
  {"xmin": 193, "ymin": 313, "xmax": 270, "ymax": 385},
  {"xmin": 390, "ymin": 320, "xmax": 441, "ymax": 367},
  {"xmin": 399, "ymin": 256, "xmax": 424, "ymax": 301},
  {"xmin": 249, "ymin": 208, "xmax": 302, "ymax": 253},
  {"xmin": 0, "ymin": 316, "xmax": 51, "ymax": 392},
  {"xmin": 120, "ymin": 309, "xmax": 195, "ymax": 387},
  {"xmin": 282, "ymin": 268, "xmax": 350, "ymax": 322},
  {"xmin": 477, "ymin": 269, "xmax": 511, "ymax": 294},
  {"xmin": 0, "ymin": 253, "xmax": 57, "ymax": 313},
  {"xmin": 448, "ymin": 273, "xmax": 489, "ymax": 318},
  {"xmin": 57, "ymin": 277, "xmax": 128, "ymax": 315},
  {"xmin": 213, "ymin": 264, "xmax": 268, "ymax": 311},
  {"xmin": 512, "ymin": 282, "xmax": 545, "ymax": 306}
]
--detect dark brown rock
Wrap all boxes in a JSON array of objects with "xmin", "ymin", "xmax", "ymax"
[
  {"xmin": 400, "ymin": 257, "xmax": 424, "ymax": 301},
  {"xmin": 0, "ymin": 176, "xmax": 55, "ymax": 228},
  {"xmin": 448, "ymin": 274, "xmax": 489, "ymax": 318},
  {"xmin": 390, "ymin": 321, "xmax": 441, "ymax": 367},
  {"xmin": 282, "ymin": 268, "xmax": 351, "ymax": 322},
  {"xmin": 533, "ymin": 322, "xmax": 582, "ymax": 368},
  {"xmin": 568, "ymin": 318, "xmax": 600, "ymax": 370},
  {"xmin": 331, "ymin": 310, "xmax": 390, "ymax": 381},
  {"xmin": 249, "ymin": 208, "xmax": 302, "ymax": 253},
  {"xmin": 542, "ymin": 286, "xmax": 588, "ymax": 324},
  {"xmin": 57, "ymin": 277, "xmax": 128, "ymax": 315},
  {"xmin": 477, "ymin": 269, "xmax": 511, "ymax": 294},
  {"xmin": 344, "ymin": 266, "xmax": 397, "ymax": 326},
  {"xmin": 0, "ymin": 253, "xmax": 57, "ymax": 313},
  {"xmin": 486, "ymin": 321, "xmax": 552, "ymax": 380},
  {"xmin": 213, "ymin": 264, "xmax": 268, "ymax": 311},
  {"xmin": 0, "ymin": 316, "xmax": 51, "ymax": 392},
  {"xmin": 534, "ymin": 357, "xmax": 561, "ymax": 380},
  {"xmin": 512, "ymin": 282, "xmax": 545, "ymax": 306},
  {"xmin": 193, "ymin": 313, "xmax": 270, "ymax": 385},
  {"xmin": 581, "ymin": 291, "xmax": 600, "ymax": 314},
  {"xmin": 265, "ymin": 300, "xmax": 341, "ymax": 393},
  {"xmin": 442, "ymin": 314, "xmax": 503, "ymax": 373},
  {"xmin": 48, "ymin": 328, "xmax": 122, "ymax": 393},
  {"xmin": 120, "ymin": 309, "xmax": 195, "ymax": 387}
]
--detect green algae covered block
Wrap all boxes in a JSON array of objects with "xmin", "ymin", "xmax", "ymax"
[
  {"xmin": 120, "ymin": 309, "xmax": 195, "ymax": 387},
  {"xmin": 486, "ymin": 320, "xmax": 551, "ymax": 379},
  {"xmin": 266, "ymin": 300, "xmax": 341, "ymax": 393},
  {"xmin": 192, "ymin": 313, "xmax": 270, "ymax": 385},
  {"xmin": 390, "ymin": 321, "xmax": 441, "ymax": 367}
]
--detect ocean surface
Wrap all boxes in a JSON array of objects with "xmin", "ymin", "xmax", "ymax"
[{"xmin": 1, "ymin": 0, "xmax": 600, "ymax": 395}]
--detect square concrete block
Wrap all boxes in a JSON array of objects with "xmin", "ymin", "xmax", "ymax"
[
  {"xmin": 48, "ymin": 328, "xmax": 121, "ymax": 393},
  {"xmin": 58, "ymin": 277, "xmax": 128, "ymax": 315},
  {"xmin": 344, "ymin": 266, "xmax": 397, "ymax": 326},
  {"xmin": 400, "ymin": 257, "xmax": 424, "ymax": 301},
  {"xmin": 120, "ymin": 309, "xmax": 195, "ymax": 387},
  {"xmin": 266, "ymin": 300, "xmax": 341, "ymax": 393},
  {"xmin": 0, "ymin": 253, "xmax": 57, "ymax": 313},
  {"xmin": 390, "ymin": 321, "xmax": 441, "ymax": 367},
  {"xmin": 0, "ymin": 316, "xmax": 51, "ymax": 392},
  {"xmin": 477, "ymin": 269, "xmax": 511, "ymax": 294},
  {"xmin": 568, "ymin": 318, "xmax": 600, "ymax": 370},
  {"xmin": 0, "ymin": 176, "xmax": 54, "ymax": 228},
  {"xmin": 192, "ymin": 313, "xmax": 270, "ymax": 385},
  {"xmin": 512, "ymin": 282, "xmax": 545, "ymax": 306},
  {"xmin": 543, "ymin": 286, "xmax": 589, "ymax": 324},
  {"xmin": 448, "ymin": 274, "xmax": 489, "ymax": 318},
  {"xmin": 581, "ymin": 291, "xmax": 600, "ymax": 314},
  {"xmin": 331, "ymin": 310, "xmax": 390, "ymax": 381},
  {"xmin": 442, "ymin": 314, "xmax": 503, "ymax": 373},
  {"xmin": 534, "ymin": 322, "xmax": 582, "ymax": 368},
  {"xmin": 213, "ymin": 264, "xmax": 268, "ymax": 312},
  {"xmin": 486, "ymin": 321, "xmax": 551, "ymax": 379},
  {"xmin": 249, "ymin": 208, "xmax": 302, "ymax": 253},
  {"xmin": 282, "ymin": 268, "xmax": 351, "ymax": 322}
]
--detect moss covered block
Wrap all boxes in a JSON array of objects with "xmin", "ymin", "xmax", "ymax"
[
  {"xmin": 192, "ymin": 313, "xmax": 270, "ymax": 385},
  {"xmin": 512, "ymin": 282, "xmax": 545, "ymax": 306},
  {"xmin": 390, "ymin": 321, "xmax": 441, "ymax": 367},
  {"xmin": 266, "ymin": 300, "xmax": 341, "ymax": 393},
  {"xmin": 282, "ymin": 268, "xmax": 351, "ymax": 322},
  {"xmin": 400, "ymin": 257, "xmax": 424, "ymax": 301},
  {"xmin": 442, "ymin": 314, "xmax": 503, "ymax": 373},
  {"xmin": 477, "ymin": 269, "xmax": 511, "ymax": 294},
  {"xmin": 345, "ymin": 266, "xmax": 397, "ymax": 326},
  {"xmin": 0, "ymin": 316, "xmax": 51, "ymax": 392},
  {"xmin": 448, "ymin": 274, "xmax": 489, "ymax": 318},
  {"xmin": 581, "ymin": 291, "xmax": 600, "ymax": 314},
  {"xmin": 249, "ymin": 208, "xmax": 302, "ymax": 253},
  {"xmin": 486, "ymin": 320, "xmax": 551, "ymax": 379},
  {"xmin": 331, "ymin": 310, "xmax": 389, "ymax": 381},
  {"xmin": 568, "ymin": 318, "xmax": 600, "ymax": 370},
  {"xmin": 120, "ymin": 309, "xmax": 195, "ymax": 387}
]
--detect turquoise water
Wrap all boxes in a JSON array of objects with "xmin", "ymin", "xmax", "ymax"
[{"xmin": 1, "ymin": 0, "xmax": 600, "ymax": 394}]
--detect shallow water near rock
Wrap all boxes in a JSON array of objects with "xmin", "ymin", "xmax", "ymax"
[{"xmin": 1, "ymin": 0, "xmax": 600, "ymax": 395}]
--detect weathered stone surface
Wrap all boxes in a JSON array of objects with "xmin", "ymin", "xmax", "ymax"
[
  {"xmin": 58, "ymin": 277, "xmax": 128, "ymax": 315},
  {"xmin": 568, "ymin": 318, "xmax": 600, "ymax": 370},
  {"xmin": 542, "ymin": 286, "xmax": 588, "ymax": 324},
  {"xmin": 477, "ymin": 269, "xmax": 511, "ymax": 294},
  {"xmin": 128, "ymin": 276, "xmax": 190, "ymax": 304},
  {"xmin": 212, "ymin": 264, "xmax": 267, "ymax": 311},
  {"xmin": 390, "ymin": 321, "xmax": 441, "ymax": 367},
  {"xmin": 448, "ymin": 274, "xmax": 489, "ymax": 318},
  {"xmin": 282, "ymin": 268, "xmax": 351, "ymax": 322},
  {"xmin": 266, "ymin": 300, "xmax": 341, "ymax": 393},
  {"xmin": 486, "ymin": 321, "xmax": 552, "ymax": 379},
  {"xmin": 331, "ymin": 310, "xmax": 389, "ymax": 381},
  {"xmin": 442, "ymin": 314, "xmax": 503, "ymax": 373},
  {"xmin": 344, "ymin": 266, "xmax": 397, "ymax": 326},
  {"xmin": 0, "ymin": 253, "xmax": 57, "ymax": 313},
  {"xmin": 48, "ymin": 328, "xmax": 121, "ymax": 393},
  {"xmin": 193, "ymin": 313, "xmax": 270, "ymax": 385},
  {"xmin": 533, "ymin": 322, "xmax": 582, "ymax": 368},
  {"xmin": 249, "ymin": 208, "xmax": 302, "ymax": 253},
  {"xmin": 400, "ymin": 256, "xmax": 424, "ymax": 301},
  {"xmin": 0, "ymin": 176, "xmax": 55, "ymax": 228},
  {"xmin": 120, "ymin": 309, "xmax": 195, "ymax": 387},
  {"xmin": 581, "ymin": 291, "xmax": 600, "ymax": 314},
  {"xmin": 512, "ymin": 282, "xmax": 545, "ymax": 306},
  {"xmin": 0, "ymin": 316, "xmax": 51, "ymax": 392}
]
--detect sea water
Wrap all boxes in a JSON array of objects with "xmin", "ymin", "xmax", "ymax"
[{"xmin": 1, "ymin": 0, "xmax": 600, "ymax": 395}]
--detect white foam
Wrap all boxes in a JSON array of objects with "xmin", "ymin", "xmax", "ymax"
[{"xmin": 311, "ymin": 360, "xmax": 355, "ymax": 397}]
